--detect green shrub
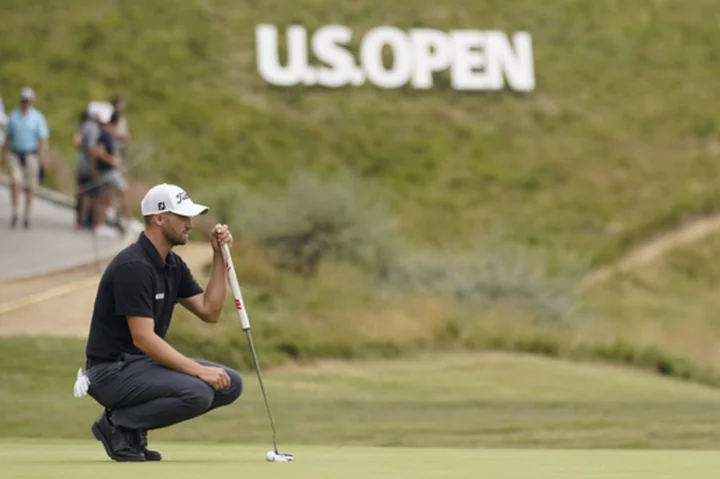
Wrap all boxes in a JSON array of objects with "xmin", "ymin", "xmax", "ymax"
[
  {"xmin": 387, "ymin": 235, "xmax": 591, "ymax": 323},
  {"xmin": 585, "ymin": 342, "xmax": 716, "ymax": 384},
  {"xmin": 198, "ymin": 171, "xmax": 401, "ymax": 277}
]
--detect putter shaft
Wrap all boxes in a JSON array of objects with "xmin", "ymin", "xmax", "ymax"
[{"xmin": 245, "ymin": 329, "xmax": 279, "ymax": 453}]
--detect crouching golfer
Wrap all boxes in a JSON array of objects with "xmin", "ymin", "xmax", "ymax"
[{"xmin": 82, "ymin": 183, "xmax": 243, "ymax": 462}]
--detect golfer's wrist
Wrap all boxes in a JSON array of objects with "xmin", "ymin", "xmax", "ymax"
[{"xmin": 188, "ymin": 363, "xmax": 206, "ymax": 378}]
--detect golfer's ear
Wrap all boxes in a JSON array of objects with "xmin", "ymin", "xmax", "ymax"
[
  {"xmin": 143, "ymin": 214, "xmax": 162, "ymax": 228},
  {"xmin": 127, "ymin": 316, "xmax": 155, "ymax": 349}
]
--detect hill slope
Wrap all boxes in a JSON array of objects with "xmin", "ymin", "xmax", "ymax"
[
  {"xmin": 2, "ymin": 0, "xmax": 720, "ymax": 264},
  {"xmin": 587, "ymin": 230, "xmax": 720, "ymax": 369}
]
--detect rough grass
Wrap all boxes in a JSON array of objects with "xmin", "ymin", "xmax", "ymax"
[
  {"xmin": 585, "ymin": 232, "xmax": 720, "ymax": 374},
  {"xmin": 1, "ymin": 0, "xmax": 720, "ymax": 265},
  {"xmin": 159, "ymin": 235, "xmax": 720, "ymax": 388}
]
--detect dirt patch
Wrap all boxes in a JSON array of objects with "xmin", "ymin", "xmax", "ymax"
[{"xmin": 584, "ymin": 215, "xmax": 720, "ymax": 286}]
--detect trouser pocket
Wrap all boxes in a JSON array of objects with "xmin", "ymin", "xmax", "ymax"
[{"xmin": 87, "ymin": 358, "xmax": 127, "ymax": 407}]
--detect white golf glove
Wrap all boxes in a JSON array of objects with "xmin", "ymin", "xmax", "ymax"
[{"xmin": 73, "ymin": 368, "xmax": 90, "ymax": 398}]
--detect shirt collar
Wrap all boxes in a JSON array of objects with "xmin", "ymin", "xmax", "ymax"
[
  {"xmin": 138, "ymin": 232, "xmax": 167, "ymax": 271},
  {"xmin": 15, "ymin": 107, "xmax": 35, "ymax": 117}
]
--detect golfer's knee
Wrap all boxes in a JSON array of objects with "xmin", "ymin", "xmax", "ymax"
[
  {"xmin": 226, "ymin": 369, "xmax": 243, "ymax": 402},
  {"xmin": 181, "ymin": 385, "xmax": 214, "ymax": 413}
]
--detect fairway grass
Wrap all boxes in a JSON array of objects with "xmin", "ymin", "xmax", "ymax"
[
  {"xmin": 2, "ymin": 439, "xmax": 720, "ymax": 479},
  {"xmin": 4, "ymin": 338, "xmax": 720, "ymax": 449}
]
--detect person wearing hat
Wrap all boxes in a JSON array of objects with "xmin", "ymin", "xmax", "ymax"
[
  {"xmin": 2, "ymin": 87, "xmax": 50, "ymax": 229},
  {"xmin": 76, "ymin": 101, "xmax": 121, "ymax": 237},
  {"xmin": 78, "ymin": 184, "xmax": 242, "ymax": 462}
]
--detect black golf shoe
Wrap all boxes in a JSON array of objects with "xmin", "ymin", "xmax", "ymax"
[
  {"xmin": 91, "ymin": 411, "xmax": 146, "ymax": 462},
  {"xmin": 136, "ymin": 429, "xmax": 162, "ymax": 461}
]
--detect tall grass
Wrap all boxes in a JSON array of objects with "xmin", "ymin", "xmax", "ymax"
[
  {"xmin": 388, "ymin": 241, "xmax": 590, "ymax": 324},
  {"xmin": 169, "ymin": 172, "xmax": 720, "ymax": 388},
  {"xmin": 196, "ymin": 173, "xmax": 587, "ymax": 320}
]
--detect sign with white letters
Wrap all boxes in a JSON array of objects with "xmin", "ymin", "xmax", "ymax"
[{"xmin": 255, "ymin": 25, "xmax": 535, "ymax": 91}]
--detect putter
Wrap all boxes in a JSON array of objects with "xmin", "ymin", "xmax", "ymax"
[{"xmin": 221, "ymin": 243, "xmax": 294, "ymax": 463}]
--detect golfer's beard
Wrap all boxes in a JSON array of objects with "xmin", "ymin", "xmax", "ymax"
[{"xmin": 163, "ymin": 228, "xmax": 187, "ymax": 246}]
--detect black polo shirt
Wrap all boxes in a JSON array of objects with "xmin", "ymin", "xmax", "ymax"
[{"xmin": 85, "ymin": 232, "xmax": 204, "ymax": 362}]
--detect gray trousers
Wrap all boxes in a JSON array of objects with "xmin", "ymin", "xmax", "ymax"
[{"xmin": 86, "ymin": 353, "xmax": 243, "ymax": 431}]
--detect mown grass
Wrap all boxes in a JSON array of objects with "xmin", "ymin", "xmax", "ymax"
[
  {"xmin": 6, "ymin": 441, "xmax": 720, "ymax": 479},
  {"xmin": 1, "ymin": 0, "xmax": 720, "ymax": 265},
  {"xmin": 3, "ymin": 337, "xmax": 720, "ymax": 450}
]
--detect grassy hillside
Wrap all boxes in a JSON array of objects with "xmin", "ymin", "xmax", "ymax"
[
  {"xmin": 4, "ymin": 0, "xmax": 720, "ymax": 388},
  {"xmin": 154, "ymin": 236, "xmax": 720, "ymax": 389},
  {"xmin": 586, "ymin": 231, "xmax": 720, "ymax": 370},
  {"xmin": 2, "ymin": 0, "xmax": 720, "ymax": 265}
]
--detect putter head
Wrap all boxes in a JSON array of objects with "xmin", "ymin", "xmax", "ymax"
[{"xmin": 266, "ymin": 451, "xmax": 294, "ymax": 462}]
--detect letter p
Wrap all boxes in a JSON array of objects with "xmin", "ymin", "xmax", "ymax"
[{"xmin": 409, "ymin": 29, "xmax": 453, "ymax": 89}]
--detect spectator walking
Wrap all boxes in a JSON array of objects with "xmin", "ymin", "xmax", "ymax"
[
  {"xmin": 1, "ymin": 87, "xmax": 50, "ymax": 229},
  {"xmin": 73, "ymin": 107, "xmax": 91, "ymax": 148},
  {"xmin": 76, "ymin": 101, "xmax": 118, "ymax": 238},
  {"xmin": 99, "ymin": 109, "xmax": 135, "ymax": 235},
  {"xmin": 75, "ymin": 104, "xmax": 96, "ymax": 229}
]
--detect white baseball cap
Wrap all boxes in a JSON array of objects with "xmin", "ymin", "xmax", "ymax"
[
  {"xmin": 141, "ymin": 183, "xmax": 209, "ymax": 217},
  {"xmin": 87, "ymin": 101, "xmax": 113, "ymax": 124},
  {"xmin": 20, "ymin": 87, "xmax": 35, "ymax": 101}
]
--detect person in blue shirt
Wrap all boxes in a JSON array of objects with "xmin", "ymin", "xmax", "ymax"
[{"xmin": 2, "ymin": 87, "xmax": 50, "ymax": 229}]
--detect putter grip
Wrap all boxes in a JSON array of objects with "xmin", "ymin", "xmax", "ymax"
[{"xmin": 222, "ymin": 243, "xmax": 252, "ymax": 331}]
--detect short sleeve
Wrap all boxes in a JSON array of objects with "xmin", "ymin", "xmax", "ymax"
[
  {"xmin": 113, "ymin": 263, "xmax": 155, "ymax": 318},
  {"xmin": 85, "ymin": 124, "xmax": 100, "ymax": 146},
  {"xmin": 98, "ymin": 130, "xmax": 114, "ymax": 155},
  {"xmin": 38, "ymin": 112, "xmax": 49, "ymax": 139},
  {"xmin": 177, "ymin": 256, "xmax": 204, "ymax": 299}
]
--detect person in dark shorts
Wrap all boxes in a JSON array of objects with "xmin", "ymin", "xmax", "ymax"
[
  {"xmin": 98, "ymin": 111, "xmax": 135, "ymax": 234},
  {"xmin": 80, "ymin": 183, "xmax": 243, "ymax": 462}
]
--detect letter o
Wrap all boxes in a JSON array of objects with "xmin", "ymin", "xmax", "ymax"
[{"xmin": 360, "ymin": 27, "xmax": 413, "ymax": 89}]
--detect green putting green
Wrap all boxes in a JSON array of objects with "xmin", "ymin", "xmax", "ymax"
[{"xmin": 2, "ymin": 439, "xmax": 720, "ymax": 479}]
